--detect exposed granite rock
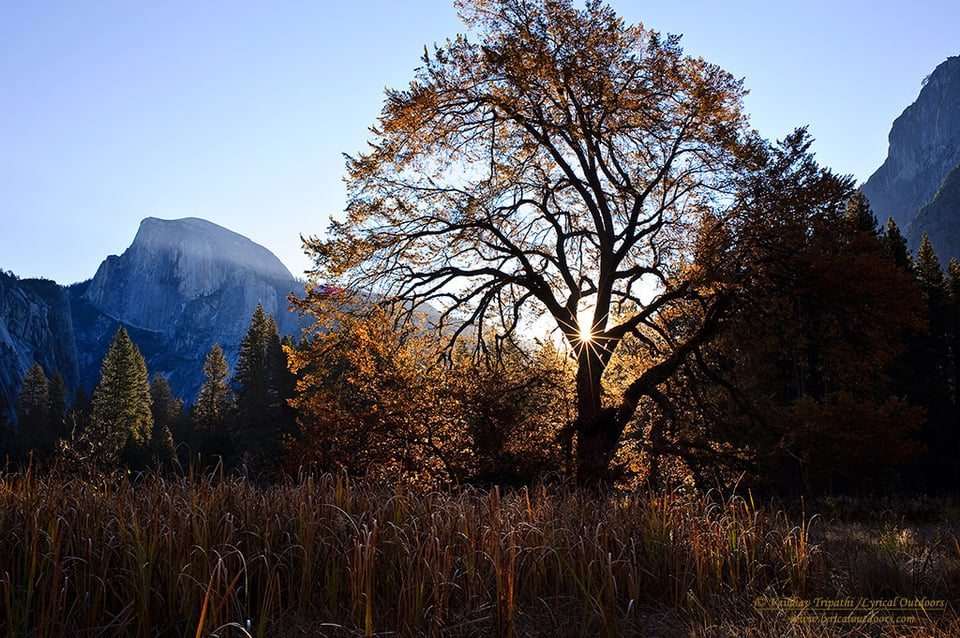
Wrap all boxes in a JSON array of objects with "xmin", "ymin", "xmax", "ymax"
[
  {"xmin": 862, "ymin": 56, "xmax": 960, "ymax": 258},
  {"xmin": 75, "ymin": 217, "xmax": 304, "ymax": 401},
  {"xmin": 0, "ymin": 273, "xmax": 80, "ymax": 421},
  {"xmin": 909, "ymin": 164, "xmax": 960, "ymax": 260},
  {"xmin": 2, "ymin": 217, "xmax": 306, "ymax": 413},
  {"xmin": 84, "ymin": 217, "xmax": 296, "ymax": 331}
]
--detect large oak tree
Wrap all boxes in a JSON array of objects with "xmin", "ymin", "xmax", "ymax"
[{"xmin": 305, "ymin": 0, "xmax": 778, "ymax": 484}]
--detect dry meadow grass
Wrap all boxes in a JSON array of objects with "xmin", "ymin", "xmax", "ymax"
[{"xmin": 1, "ymin": 471, "xmax": 957, "ymax": 637}]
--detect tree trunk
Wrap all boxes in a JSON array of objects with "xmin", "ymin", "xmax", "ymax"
[
  {"xmin": 572, "ymin": 294, "xmax": 732, "ymax": 489},
  {"xmin": 574, "ymin": 407, "xmax": 624, "ymax": 489},
  {"xmin": 572, "ymin": 350, "xmax": 625, "ymax": 489}
]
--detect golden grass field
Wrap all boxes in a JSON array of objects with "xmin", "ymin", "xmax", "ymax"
[{"xmin": 1, "ymin": 470, "xmax": 958, "ymax": 637}]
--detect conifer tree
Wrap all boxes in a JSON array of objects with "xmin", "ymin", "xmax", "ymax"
[
  {"xmin": 234, "ymin": 307, "xmax": 272, "ymax": 408},
  {"xmin": 669, "ymin": 189, "xmax": 926, "ymax": 492},
  {"xmin": 47, "ymin": 370, "xmax": 68, "ymax": 443},
  {"xmin": 913, "ymin": 234, "xmax": 950, "ymax": 397},
  {"xmin": 233, "ymin": 304, "xmax": 293, "ymax": 465},
  {"xmin": 844, "ymin": 189, "xmax": 880, "ymax": 237},
  {"xmin": 16, "ymin": 363, "xmax": 51, "ymax": 457},
  {"xmin": 89, "ymin": 327, "xmax": 154, "ymax": 469},
  {"xmin": 947, "ymin": 258, "xmax": 960, "ymax": 307},
  {"xmin": 882, "ymin": 218, "xmax": 912, "ymax": 272},
  {"xmin": 947, "ymin": 258, "xmax": 960, "ymax": 437},
  {"xmin": 150, "ymin": 375, "xmax": 183, "ymax": 435},
  {"xmin": 901, "ymin": 234, "xmax": 956, "ymax": 489},
  {"xmin": 916, "ymin": 233, "xmax": 946, "ymax": 303},
  {"xmin": 192, "ymin": 344, "xmax": 234, "ymax": 461},
  {"xmin": 148, "ymin": 373, "xmax": 180, "ymax": 468}
]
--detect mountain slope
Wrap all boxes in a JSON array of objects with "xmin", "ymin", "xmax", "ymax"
[
  {"xmin": 84, "ymin": 217, "xmax": 295, "ymax": 330},
  {"xmin": 909, "ymin": 164, "xmax": 960, "ymax": 257},
  {"xmin": 0, "ymin": 273, "xmax": 80, "ymax": 421},
  {"xmin": 72, "ymin": 217, "xmax": 304, "ymax": 401},
  {"xmin": 862, "ymin": 56, "xmax": 960, "ymax": 258}
]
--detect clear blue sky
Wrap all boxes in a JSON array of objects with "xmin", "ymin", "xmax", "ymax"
[{"xmin": 2, "ymin": 0, "xmax": 958, "ymax": 284}]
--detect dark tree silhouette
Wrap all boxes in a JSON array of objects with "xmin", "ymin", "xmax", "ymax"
[
  {"xmin": 233, "ymin": 304, "xmax": 295, "ymax": 467},
  {"xmin": 192, "ymin": 343, "xmax": 234, "ymax": 462},
  {"xmin": 16, "ymin": 363, "xmax": 51, "ymax": 458},
  {"xmin": 303, "ymin": 0, "xmax": 770, "ymax": 485}
]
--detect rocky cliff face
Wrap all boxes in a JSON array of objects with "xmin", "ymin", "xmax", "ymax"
[
  {"xmin": 0, "ymin": 273, "xmax": 80, "ymax": 421},
  {"xmin": 910, "ymin": 165, "xmax": 960, "ymax": 260},
  {"xmin": 84, "ymin": 217, "xmax": 296, "ymax": 331},
  {"xmin": 1, "ymin": 217, "xmax": 306, "ymax": 415},
  {"xmin": 74, "ymin": 217, "xmax": 303, "ymax": 401},
  {"xmin": 862, "ymin": 56, "xmax": 960, "ymax": 259}
]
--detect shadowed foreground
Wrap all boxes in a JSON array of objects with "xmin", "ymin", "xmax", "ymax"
[{"xmin": 1, "ymin": 472, "xmax": 958, "ymax": 637}]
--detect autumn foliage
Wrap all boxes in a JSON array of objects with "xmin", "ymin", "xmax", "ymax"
[
  {"xmin": 285, "ymin": 296, "xmax": 571, "ymax": 485},
  {"xmin": 2, "ymin": 0, "xmax": 955, "ymax": 496}
]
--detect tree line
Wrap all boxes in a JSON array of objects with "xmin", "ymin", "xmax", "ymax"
[
  {"xmin": 2, "ymin": 205, "xmax": 960, "ymax": 494},
  {"xmin": 4, "ymin": 0, "xmax": 959, "ymax": 494},
  {"xmin": 1, "ymin": 304, "xmax": 297, "ymax": 477}
]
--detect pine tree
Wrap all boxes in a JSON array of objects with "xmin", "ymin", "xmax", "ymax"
[
  {"xmin": 882, "ymin": 218, "xmax": 912, "ymax": 272},
  {"xmin": 192, "ymin": 344, "xmax": 234, "ymax": 462},
  {"xmin": 913, "ymin": 234, "xmax": 948, "ymax": 366},
  {"xmin": 148, "ymin": 374, "xmax": 180, "ymax": 468},
  {"xmin": 902, "ymin": 234, "xmax": 956, "ymax": 489},
  {"xmin": 916, "ymin": 233, "xmax": 946, "ymax": 304},
  {"xmin": 234, "ymin": 305, "xmax": 272, "ymax": 411},
  {"xmin": 15, "ymin": 363, "xmax": 51, "ymax": 457},
  {"xmin": 948, "ymin": 258, "xmax": 960, "ymax": 308},
  {"xmin": 47, "ymin": 371, "xmax": 68, "ymax": 443},
  {"xmin": 671, "ymin": 183, "xmax": 927, "ymax": 492},
  {"xmin": 844, "ymin": 190, "xmax": 880, "ymax": 237},
  {"xmin": 233, "ymin": 304, "xmax": 293, "ymax": 466},
  {"xmin": 89, "ymin": 327, "xmax": 154, "ymax": 470}
]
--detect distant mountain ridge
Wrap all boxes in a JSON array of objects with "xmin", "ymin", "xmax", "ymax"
[
  {"xmin": 1, "ymin": 217, "xmax": 305, "ymax": 420},
  {"xmin": 862, "ymin": 55, "xmax": 960, "ymax": 259},
  {"xmin": 84, "ymin": 217, "xmax": 296, "ymax": 332}
]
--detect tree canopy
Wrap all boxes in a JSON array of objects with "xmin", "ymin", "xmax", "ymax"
[{"xmin": 304, "ymin": 0, "xmax": 771, "ymax": 485}]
